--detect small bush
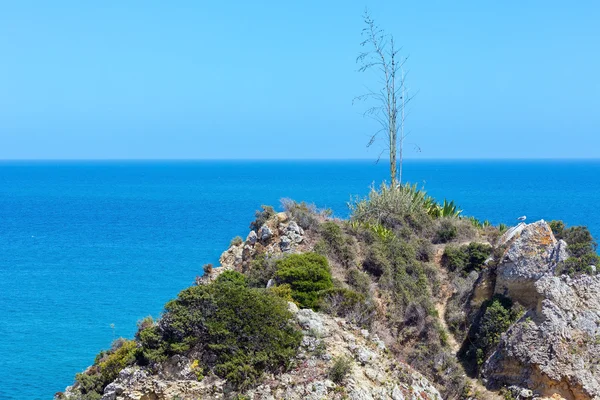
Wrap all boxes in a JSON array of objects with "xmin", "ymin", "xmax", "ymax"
[
  {"xmin": 557, "ymin": 254, "xmax": 600, "ymax": 276},
  {"xmin": 72, "ymin": 339, "xmax": 138, "ymax": 399},
  {"xmin": 230, "ymin": 236, "xmax": 243, "ymax": 247},
  {"xmin": 348, "ymin": 182, "xmax": 433, "ymax": 233},
  {"xmin": 441, "ymin": 246, "xmax": 468, "ymax": 272},
  {"xmin": 275, "ymin": 253, "xmax": 333, "ymax": 310},
  {"xmin": 460, "ymin": 295, "xmax": 523, "ymax": 373},
  {"xmin": 346, "ymin": 268, "xmax": 371, "ymax": 295},
  {"xmin": 268, "ymin": 283, "xmax": 294, "ymax": 302},
  {"xmin": 551, "ymin": 221, "xmax": 599, "ymax": 276},
  {"xmin": 202, "ymin": 263, "xmax": 213, "ymax": 275},
  {"xmin": 281, "ymin": 198, "xmax": 329, "ymax": 230},
  {"xmin": 320, "ymin": 221, "xmax": 356, "ymax": 267},
  {"xmin": 249, "ymin": 205, "xmax": 275, "ymax": 232},
  {"xmin": 246, "ymin": 253, "xmax": 278, "ymax": 288},
  {"xmin": 140, "ymin": 271, "xmax": 301, "ymax": 389},
  {"xmin": 549, "ymin": 220, "xmax": 566, "ymax": 238},
  {"xmin": 445, "ymin": 271, "xmax": 479, "ymax": 339},
  {"xmin": 328, "ymin": 356, "xmax": 353, "ymax": 384},
  {"xmin": 434, "ymin": 219, "xmax": 458, "ymax": 243},
  {"xmin": 362, "ymin": 241, "xmax": 391, "ymax": 277},
  {"xmin": 413, "ymin": 238, "xmax": 433, "ymax": 262},
  {"xmin": 563, "ymin": 226, "xmax": 597, "ymax": 258},
  {"xmin": 442, "ymin": 243, "xmax": 492, "ymax": 273},
  {"xmin": 320, "ymin": 287, "xmax": 374, "ymax": 327}
]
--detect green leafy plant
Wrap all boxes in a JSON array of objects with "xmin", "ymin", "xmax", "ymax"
[
  {"xmin": 460, "ymin": 295, "xmax": 523, "ymax": 372},
  {"xmin": 229, "ymin": 236, "xmax": 243, "ymax": 247},
  {"xmin": 435, "ymin": 219, "xmax": 458, "ymax": 243},
  {"xmin": 275, "ymin": 253, "xmax": 333, "ymax": 310},
  {"xmin": 328, "ymin": 356, "xmax": 353, "ymax": 384},
  {"xmin": 551, "ymin": 221, "xmax": 599, "ymax": 276},
  {"xmin": 138, "ymin": 271, "xmax": 301, "ymax": 390},
  {"xmin": 320, "ymin": 221, "xmax": 356, "ymax": 267},
  {"xmin": 281, "ymin": 198, "xmax": 330, "ymax": 230},
  {"xmin": 249, "ymin": 205, "xmax": 275, "ymax": 232},
  {"xmin": 443, "ymin": 243, "xmax": 492, "ymax": 273}
]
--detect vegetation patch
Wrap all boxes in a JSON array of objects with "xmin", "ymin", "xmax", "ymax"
[
  {"xmin": 275, "ymin": 253, "xmax": 333, "ymax": 310},
  {"xmin": 550, "ymin": 220, "xmax": 599, "ymax": 276},
  {"xmin": 442, "ymin": 242, "xmax": 492, "ymax": 274},
  {"xmin": 136, "ymin": 270, "xmax": 301, "ymax": 390},
  {"xmin": 328, "ymin": 356, "xmax": 353, "ymax": 384},
  {"xmin": 249, "ymin": 205, "xmax": 275, "ymax": 232},
  {"xmin": 281, "ymin": 198, "xmax": 331, "ymax": 230},
  {"xmin": 459, "ymin": 295, "xmax": 523, "ymax": 374},
  {"xmin": 69, "ymin": 339, "xmax": 138, "ymax": 400}
]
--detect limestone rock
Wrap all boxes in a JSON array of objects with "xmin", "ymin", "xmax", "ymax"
[
  {"xmin": 495, "ymin": 220, "xmax": 568, "ymax": 308},
  {"xmin": 246, "ymin": 230, "xmax": 257, "ymax": 245},
  {"xmin": 483, "ymin": 222, "xmax": 600, "ymax": 400},
  {"xmin": 259, "ymin": 224, "xmax": 273, "ymax": 242}
]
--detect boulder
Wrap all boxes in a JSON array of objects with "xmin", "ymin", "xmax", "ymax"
[
  {"xmin": 259, "ymin": 224, "xmax": 273, "ymax": 242},
  {"xmin": 495, "ymin": 220, "xmax": 568, "ymax": 308},
  {"xmin": 246, "ymin": 230, "xmax": 257, "ymax": 245}
]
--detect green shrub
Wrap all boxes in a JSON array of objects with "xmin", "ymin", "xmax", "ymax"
[
  {"xmin": 563, "ymin": 226, "xmax": 597, "ymax": 258},
  {"xmin": 362, "ymin": 241, "xmax": 391, "ymax": 277},
  {"xmin": 373, "ymin": 237, "xmax": 433, "ymax": 322},
  {"xmin": 328, "ymin": 356, "xmax": 353, "ymax": 384},
  {"xmin": 346, "ymin": 268, "xmax": 371, "ymax": 295},
  {"xmin": 348, "ymin": 182, "xmax": 433, "ymax": 233},
  {"xmin": 434, "ymin": 219, "xmax": 458, "ymax": 243},
  {"xmin": 72, "ymin": 339, "xmax": 138, "ymax": 399},
  {"xmin": 249, "ymin": 205, "xmax": 275, "ymax": 232},
  {"xmin": 551, "ymin": 221, "xmax": 599, "ymax": 276},
  {"xmin": 442, "ymin": 243, "xmax": 492, "ymax": 273},
  {"xmin": 460, "ymin": 295, "xmax": 523, "ymax": 373},
  {"xmin": 549, "ymin": 220, "xmax": 566, "ymax": 238},
  {"xmin": 441, "ymin": 245, "xmax": 468, "ymax": 272},
  {"xmin": 320, "ymin": 221, "xmax": 355, "ymax": 267},
  {"xmin": 215, "ymin": 270, "xmax": 248, "ymax": 286},
  {"xmin": 445, "ymin": 271, "xmax": 479, "ymax": 339},
  {"xmin": 557, "ymin": 254, "xmax": 600, "ymax": 276},
  {"xmin": 320, "ymin": 287, "xmax": 374, "ymax": 327},
  {"xmin": 268, "ymin": 283, "xmax": 294, "ymax": 302},
  {"xmin": 281, "ymin": 198, "xmax": 329, "ymax": 230},
  {"xmin": 413, "ymin": 238, "xmax": 433, "ymax": 262},
  {"xmin": 275, "ymin": 253, "xmax": 333, "ymax": 310},
  {"xmin": 246, "ymin": 253, "xmax": 278, "ymax": 288},
  {"xmin": 230, "ymin": 236, "xmax": 243, "ymax": 247},
  {"xmin": 141, "ymin": 271, "xmax": 301, "ymax": 389},
  {"xmin": 202, "ymin": 263, "xmax": 213, "ymax": 275}
]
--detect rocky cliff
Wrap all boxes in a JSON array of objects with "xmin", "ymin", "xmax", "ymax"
[
  {"xmin": 58, "ymin": 203, "xmax": 600, "ymax": 400},
  {"xmin": 483, "ymin": 221, "xmax": 600, "ymax": 400}
]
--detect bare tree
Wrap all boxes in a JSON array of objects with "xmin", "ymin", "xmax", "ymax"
[{"xmin": 355, "ymin": 10, "xmax": 413, "ymax": 185}]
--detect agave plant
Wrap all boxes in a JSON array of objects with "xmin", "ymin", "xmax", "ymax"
[
  {"xmin": 369, "ymin": 223, "xmax": 395, "ymax": 241},
  {"xmin": 439, "ymin": 199, "xmax": 462, "ymax": 218},
  {"xmin": 466, "ymin": 216, "xmax": 483, "ymax": 228}
]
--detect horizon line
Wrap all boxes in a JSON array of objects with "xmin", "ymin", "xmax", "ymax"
[{"xmin": 1, "ymin": 157, "xmax": 600, "ymax": 162}]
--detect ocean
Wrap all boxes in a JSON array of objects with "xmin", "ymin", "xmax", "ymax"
[{"xmin": 1, "ymin": 159, "xmax": 599, "ymax": 400}]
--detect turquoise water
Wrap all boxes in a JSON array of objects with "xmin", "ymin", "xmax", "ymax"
[{"xmin": 1, "ymin": 160, "xmax": 599, "ymax": 400}]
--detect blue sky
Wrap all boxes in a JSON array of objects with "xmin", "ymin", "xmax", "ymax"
[{"xmin": 1, "ymin": 1, "xmax": 598, "ymax": 159}]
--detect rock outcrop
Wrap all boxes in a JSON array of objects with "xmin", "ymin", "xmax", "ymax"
[
  {"xmin": 199, "ymin": 213, "xmax": 312, "ymax": 285},
  {"xmin": 97, "ymin": 304, "xmax": 442, "ymax": 400},
  {"xmin": 482, "ymin": 221, "xmax": 600, "ymax": 400},
  {"xmin": 494, "ymin": 221, "xmax": 568, "ymax": 308}
]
